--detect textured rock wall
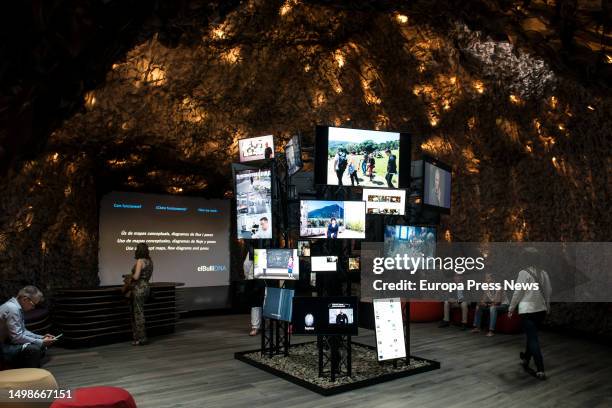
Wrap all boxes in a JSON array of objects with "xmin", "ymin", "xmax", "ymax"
[{"xmin": 0, "ymin": 1, "xmax": 610, "ymax": 338}]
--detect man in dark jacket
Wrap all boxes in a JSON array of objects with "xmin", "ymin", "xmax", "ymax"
[{"xmin": 385, "ymin": 149, "xmax": 397, "ymax": 188}]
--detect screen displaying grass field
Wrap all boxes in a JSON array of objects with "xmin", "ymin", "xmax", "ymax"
[
  {"xmin": 326, "ymin": 127, "xmax": 400, "ymax": 188},
  {"xmin": 299, "ymin": 200, "xmax": 366, "ymax": 239}
]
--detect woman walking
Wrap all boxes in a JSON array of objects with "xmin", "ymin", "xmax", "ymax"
[{"xmin": 508, "ymin": 249, "xmax": 552, "ymax": 380}]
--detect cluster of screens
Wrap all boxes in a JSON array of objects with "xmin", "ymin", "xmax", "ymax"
[
  {"xmin": 235, "ymin": 127, "xmax": 451, "ymax": 240},
  {"xmin": 262, "ymin": 289, "xmax": 358, "ymax": 336}
]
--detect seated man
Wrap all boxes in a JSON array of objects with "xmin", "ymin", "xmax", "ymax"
[
  {"xmin": 439, "ymin": 275, "xmax": 469, "ymax": 329},
  {"xmin": 0, "ymin": 286, "xmax": 56, "ymax": 368}
]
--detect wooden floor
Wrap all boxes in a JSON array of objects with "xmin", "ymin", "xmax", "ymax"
[{"xmin": 45, "ymin": 314, "xmax": 612, "ymax": 408}]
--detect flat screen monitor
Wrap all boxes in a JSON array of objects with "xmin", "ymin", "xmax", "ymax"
[
  {"xmin": 314, "ymin": 126, "xmax": 411, "ymax": 188},
  {"xmin": 235, "ymin": 167, "xmax": 272, "ymax": 239},
  {"xmin": 373, "ymin": 298, "xmax": 406, "ymax": 361},
  {"xmin": 362, "ymin": 188, "xmax": 406, "ymax": 215},
  {"xmin": 348, "ymin": 257, "xmax": 360, "ymax": 271},
  {"xmin": 254, "ymin": 249, "xmax": 299, "ymax": 280},
  {"xmin": 423, "ymin": 156, "xmax": 451, "ymax": 213},
  {"xmin": 311, "ymin": 256, "xmax": 338, "ymax": 272},
  {"xmin": 292, "ymin": 296, "xmax": 358, "ymax": 335},
  {"xmin": 285, "ymin": 135, "xmax": 303, "ymax": 176},
  {"xmin": 384, "ymin": 225, "xmax": 436, "ymax": 262},
  {"xmin": 299, "ymin": 200, "xmax": 366, "ymax": 239},
  {"xmin": 262, "ymin": 287, "xmax": 294, "ymax": 322},
  {"xmin": 297, "ymin": 240, "xmax": 311, "ymax": 257},
  {"xmin": 238, "ymin": 135, "xmax": 275, "ymax": 162}
]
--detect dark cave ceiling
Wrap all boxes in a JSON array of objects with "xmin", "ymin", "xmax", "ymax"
[{"xmin": 0, "ymin": 0, "xmax": 610, "ymax": 192}]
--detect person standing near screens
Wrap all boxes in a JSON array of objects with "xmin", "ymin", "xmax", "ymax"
[
  {"xmin": 385, "ymin": 148, "xmax": 397, "ymax": 188},
  {"xmin": 129, "ymin": 243, "xmax": 153, "ymax": 345},
  {"xmin": 508, "ymin": 248, "xmax": 552, "ymax": 380}
]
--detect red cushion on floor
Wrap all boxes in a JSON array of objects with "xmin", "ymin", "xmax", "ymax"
[
  {"xmin": 496, "ymin": 312, "xmax": 523, "ymax": 334},
  {"xmin": 408, "ymin": 301, "xmax": 444, "ymax": 322},
  {"xmin": 51, "ymin": 386, "xmax": 136, "ymax": 408}
]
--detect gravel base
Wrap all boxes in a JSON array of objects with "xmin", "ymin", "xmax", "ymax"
[{"xmin": 244, "ymin": 342, "xmax": 434, "ymax": 389}]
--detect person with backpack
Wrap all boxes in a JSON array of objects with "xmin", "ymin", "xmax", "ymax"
[
  {"xmin": 508, "ymin": 249, "xmax": 552, "ymax": 380},
  {"xmin": 334, "ymin": 148, "xmax": 348, "ymax": 185}
]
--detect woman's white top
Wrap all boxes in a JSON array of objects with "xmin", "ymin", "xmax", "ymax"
[{"xmin": 509, "ymin": 266, "xmax": 552, "ymax": 315}]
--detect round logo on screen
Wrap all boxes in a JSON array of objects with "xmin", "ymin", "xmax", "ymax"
[{"xmin": 305, "ymin": 314, "xmax": 314, "ymax": 327}]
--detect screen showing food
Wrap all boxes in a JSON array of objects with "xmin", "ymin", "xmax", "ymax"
[
  {"xmin": 373, "ymin": 298, "xmax": 406, "ymax": 361},
  {"xmin": 299, "ymin": 200, "xmax": 366, "ymax": 239},
  {"xmin": 253, "ymin": 249, "xmax": 299, "ymax": 280},
  {"xmin": 423, "ymin": 159, "xmax": 451, "ymax": 211},
  {"xmin": 362, "ymin": 188, "xmax": 406, "ymax": 215},
  {"xmin": 262, "ymin": 287, "xmax": 295, "ymax": 322},
  {"xmin": 311, "ymin": 256, "xmax": 338, "ymax": 272},
  {"xmin": 235, "ymin": 168, "xmax": 272, "ymax": 239},
  {"xmin": 292, "ymin": 296, "xmax": 358, "ymax": 335},
  {"xmin": 238, "ymin": 135, "xmax": 275, "ymax": 162},
  {"xmin": 384, "ymin": 225, "xmax": 436, "ymax": 264},
  {"xmin": 314, "ymin": 126, "xmax": 411, "ymax": 188},
  {"xmin": 348, "ymin": 257, "xmax": 360, "ymax": 271},
  {"xmin": 297, "ymin": 240, "xmax": 311, "ymax": 257},
  {"xmin": 285, "ymin": 135, "xmax": 303, "ymax": 176}
]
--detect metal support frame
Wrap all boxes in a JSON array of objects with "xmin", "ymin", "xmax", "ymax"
[
  {"xmin": 261, "ymin": 317, "xmax": 290, "ymax": 357},
  {"xmin": 317, "ymin": 334, "xmax": 352, "ymax": 381}
]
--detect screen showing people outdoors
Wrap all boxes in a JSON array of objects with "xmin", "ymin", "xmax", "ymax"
[
  {"xmin": 262, "ymin": 287, "xmax": 295, "ymax": 322},
  {"xmin": 285, "ymin": 135, "xmax": 303, "ymax": 176},
  {"xmin": 292, "ymin": 296, "xmax": 358, "ymax": 335},
  {"xmin": 315, "ymin": 126, "xmax": 409, "ymax": 188},
  {"xmin": 238, "ymin": 135, "xmax": 275, "ymax": 162},
  {"xmin": 253, "ymin": 249, "xmax": 299, "ymax": 280},
  {"xmin": 348, "ymin": 257, "xmax": 360, "ymax": 271},
  {"xmin": 423, "ymin": 159, "xmax": 452, "ymax": 211},
  {"xmin": 384, "ymin": 225, "xmax": 436, "ymax": 262},
  {"xmin": 299, "ymin": 200, "xmax": 366, "ymax": 239},
  {"xmin": 362, "ymin": 188, "xmax": 406, "ymax": 215},
  {"xmin": 311, "ymin": 256, "xmax": 338, "ymax": 272},
  {"xmin": 235, "ymin": 168, "xmax": 272, "ymax": 239}
]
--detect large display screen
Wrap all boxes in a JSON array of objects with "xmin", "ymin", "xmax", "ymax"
[
  {"xmin": 423, "ymin": 157, "xmax": 451, "ymax": 212},
  {"xmin": 299, "ymin": 200, "xmax": 366, "ymax": 239},
  {"xmin": 362, "ymin": 188, "xmax": 406, "ymax": 215},
  {"xmin": 238, "ymin": 135, "xmax": 275, "ymax": 162},
  {"xmin": 235, "ymin": 168, "xmax": 272, "ymax": 239},
  {"xmin": 254, "ymin": 249, "xmax": 299, "ymax": 280},
  {"xmin": 262, "ymin": 287, "xmax": 294, "ymax": 322},
  {"xmin": 314, "ymin": 126, "xmax": 410, "ymax": 188},
  {"xmin": 292, "ymin": 296, "xmax": 359, "ymax": 335},
  {"xmin": 98, "ymin": 192, "xmax": 230, "ymax": 288},
  {"xmin": 384, "ymin": 225, "xmax": 436, "ymax": 261},
  {"xmin": 285, "ymin": 135, "xmax": 303, "ymax": 176},
  {"xmin": 311, "ymin": 256, "xmax": 338, "ymax": 272},
  {"xmin": 373, "ymin": 298, "xmax": 406, "ymax": 361}
]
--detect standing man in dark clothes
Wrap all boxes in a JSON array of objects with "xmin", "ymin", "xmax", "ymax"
[{"xmin": 385, "ymin": 149, "xmax": 397, "ymax": 188}]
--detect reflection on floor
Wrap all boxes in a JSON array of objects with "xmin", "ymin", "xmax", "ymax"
[{"xmin": 45, "ymin": 314, "xmax": 612, "ymax": 408}]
